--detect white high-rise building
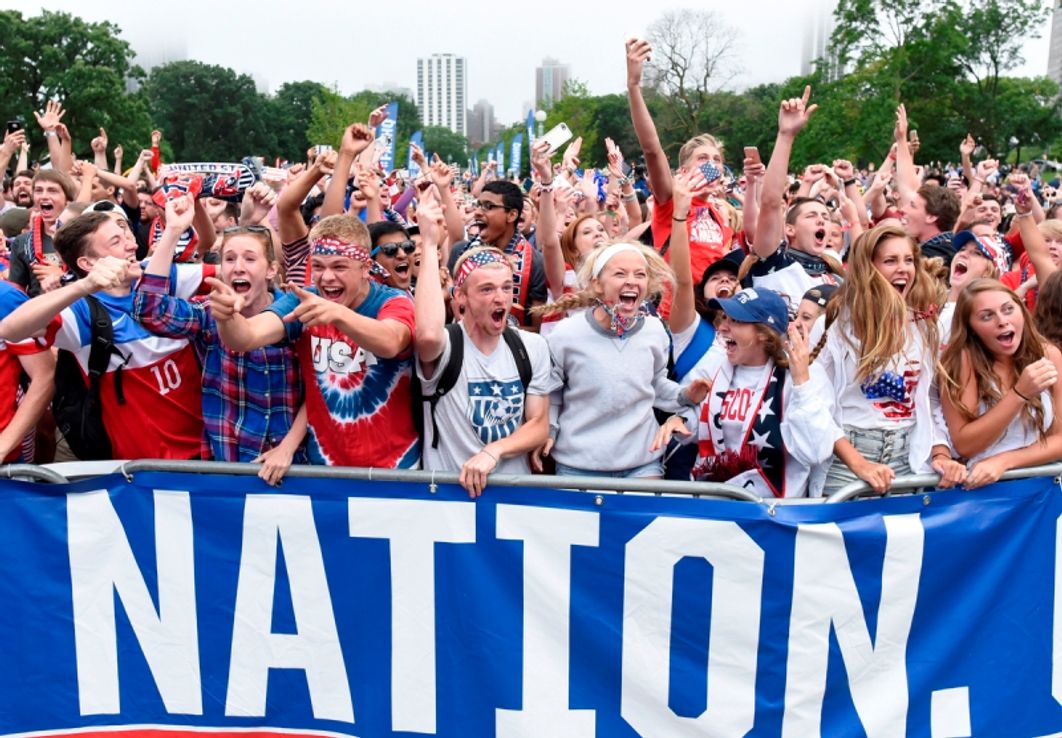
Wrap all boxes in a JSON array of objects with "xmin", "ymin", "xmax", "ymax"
[
  {"xmin": 416, "ymin": 53, "xmax": 468, "ymax": 136},
  {"xmin": 1049, "ymin": 1, "xmax": 1062, "ymax": 86},
  {"xmin": 801, "ymin": 0, "xmax": 840, "ymax": 80},
  {"xmin": 535, "ymin": 58, "xmax": 570, "ymax": 108}
]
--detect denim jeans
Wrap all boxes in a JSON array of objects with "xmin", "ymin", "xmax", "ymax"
[{"xmin": 822, "ymin": 425, "xmax": 913, "ymax": 496}]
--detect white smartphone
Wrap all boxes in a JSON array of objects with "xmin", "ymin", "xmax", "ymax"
[{"xmin": 540, "ymin": 123, "xmax": 573, "ymax": 155}]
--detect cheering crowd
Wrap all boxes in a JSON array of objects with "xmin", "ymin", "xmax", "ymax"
[{"xmin": 1, "ymin": 37, "xmax": 1061, "ymax": 498}]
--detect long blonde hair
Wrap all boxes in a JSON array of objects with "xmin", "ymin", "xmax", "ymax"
[
  {"xmin": 941, "ymin": 278, "xmax": 1049, "ymax": 440},
  {"xmin": 535, "ymin": 241, "xmax": 675, "ymax": 316},
  {"xmin": 811, "ymin": 224, "xmax": 944, "ymax": 380}
]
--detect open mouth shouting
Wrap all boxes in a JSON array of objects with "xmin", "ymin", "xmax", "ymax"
[
  {"xmin": 618, "ymin": 289, "xmax": 641, "ymax": 311},
  {"xmin": 320, "ymin": 285, "xmax": 345, "ymax": 301},
  {"xmin": 393, "ymin": 261, "xmax": 410, "ymax": 277},
  {"xmin": 230, "ymin": 278, "xmax": 252, "ymax": 295},
  {"xmin": 490, "ymin": 306, "xmax": 507, "ymax": 328},
  {"xmin": 996, "ymin": 329, "xmax": 1018, "ymax": 352},
  {"xmin": 813, "ymin": 228, "xmax": 827, "ymax": 249}
]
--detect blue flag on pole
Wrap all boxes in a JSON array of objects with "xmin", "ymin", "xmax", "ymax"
[
  {"xmin": 495, "ymin": 141, "xmax": 505, "ymax": 177},
  {"xmin": 510, "ymin": 134, "xmax": 524, "ymax": 177},
  {"xmin": 526, "ymin": 109, "xmax": 535, "ymax": 144},
  {"xmin": 375, "ymin": 101, "xmax": 399, "ymax": 173}
]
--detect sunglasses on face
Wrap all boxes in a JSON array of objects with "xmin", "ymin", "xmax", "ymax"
[{"xmin": 376, "ymin": 240, "xmax": 416, "ymax": 258}]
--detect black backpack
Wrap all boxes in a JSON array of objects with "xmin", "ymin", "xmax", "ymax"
[
  {"xmin": 415, "ymin": 323, "xmax": 533, "ymax": 449},
  {"xmin": 52, "ymin": 295, "xmax": 128, "ymax": 460}
]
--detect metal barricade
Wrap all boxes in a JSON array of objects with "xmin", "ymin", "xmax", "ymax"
[
  {"xmin": 0, "ymin": 464, "xmax": 69, "ymax": 484},
  {"xmin": 825, "ymin": 462, "xmax": 1062, "ymax": 503}
]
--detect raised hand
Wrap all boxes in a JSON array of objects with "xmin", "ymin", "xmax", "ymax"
[
  {"xmin": 625, "ymin": 37, "xmax": 652, "ymax": 88},
  {"xmin": 429, "ymin": 153, "xmax": 453, "ymax": 188},
  {"xmin": 672, "ymin": 167, "xmax": 706, "ymax": 214},
  {"xmin": 139, "ymin": 148, "xmax": 154, "ymax": 164},
  {"xmin": 976, "ymin": 158, "xmax": 999, "ymax": 181},
  {"xmin": 164, "ymin": 193, "xmax": 196, "ymax": 233},
  {"xmin": 1, "ymin": 128, "xmax": 25, "ymax": 157},
  {"xmin": 367, "ymin": 104, "xmax": 389, "ymax": 129},
  {"xmin": 960, "ymin": 133, "xmax": 976, "ymax": 157},
  {"xmin": 605, "ymin": 137, "xmax": 626, "ymax": 180},
  {"xmin": 284, "ymin": 282, "xmax": 347, "ymax": 327},
  {"xmin": 113, "ymin": 144, "xmax": 123, "ymax": 163},
  {"xmin": 786, "ymin": 322, "xmax": 812, "ymax": 384},
  {"xmin": 410, "ymin": 142, "xmax": 428, "ymax": 171},
  {"xmin": 315, "ymin": 148, "xmax": 338, "ymax": 176},
  {"xmin": 1015, "ymin": 186, "xmax": 1035, "ymax": 216},
  {"xmin": 778, "ymin": 85, "xmax": 817, "ymax": 137},
  {"xmin": 205, "ymin": 276, "xmax": 244, "ymax": 321},
  {"xmin": 530, "ymin": 139, "xmax": 553, "ymax": 182},
  {"xmin": 416, "ymin": 194, "xmax": 445, "ymax": 246},
  {"xmin": 151, "ymin": 129, "xmax": 162, "ymax": 147},
  {"xmin": 803, "ymin": 164, "xmax": 826, "ymax": 184},
  {"xmin": 832, "ymin": 159, "xmax": 855, "ymax": 181},
  {"xmin": 90, "ymin": 127, "xmax": 108, "ymax": 154},
  {"xmin": 356, "ymin": 169, "xmax": 380, "ymax": 200},
  {"xmin": 34, "ymin": 100, "xmax": 66, "ymax": 131},
  {"xmin": 341, "ymin": 123, "xmax": 375, "ymax": 157},
  {"xmin": 894, "ymin": 104, "xmax": 909, "ymax": 143},
  {"xmin": 562, "ymin": 136, "xmax": 582, "ymax": 171},
  {"xmin": 240, "ymin": 182, "xmax": 278, "ymax": 224}
]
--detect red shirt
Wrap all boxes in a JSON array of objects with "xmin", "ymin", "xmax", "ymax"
[{"xmin": 652, "ymin": 197, "xmax": 733, "ymax": 318}]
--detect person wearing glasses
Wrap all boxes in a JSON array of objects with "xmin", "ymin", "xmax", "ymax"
[
  {"xmin": 132, "ymin": 195, "xmax": 305, "ymax": 483},
  {"xmin": 369, "ymin": 221, "xmax": 417, "ymax": 293},
  {"xmin": 447, "ymin": 180, "xmax": 548, "ymax": 331}
]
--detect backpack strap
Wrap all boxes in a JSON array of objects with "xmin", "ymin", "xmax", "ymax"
[
  {"xmin": 85, "ymin": 295, "xmax": 128, "ymax": 406},
  {"xmin": 501, "ymin": 327, "xmax": 532, "ymax": 389},
  {"xmin": 428, "ymin": 323, "xmax": 466, "ymax": 449}
]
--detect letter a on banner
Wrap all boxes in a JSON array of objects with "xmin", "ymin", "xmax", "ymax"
[{"xmin": 226, "ymin": 495, "xmax": 353, "ymax": 723}]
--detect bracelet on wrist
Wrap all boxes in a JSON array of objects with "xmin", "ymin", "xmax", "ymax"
[
  {"xmin": 1014, "ymin": 387, "xmax": 1035, "ymax": 403},
  {"xmin": 673, "ymin": 216, "xmax": 687, "ymax": 222},
  {"xmin": 621, "ymin": 192, "xmax": 638, "ymax": 203},
  {"xmin": 843, "ymin": 178, "xmax": 857, "ymax": 187},
  {"xmin": 43, "ymin": 130, "xmax": 57, "ymax": 138},
  {"xmin": 481, "ymin": 448, "xmax": 499, "ymax": 464},
  {"xmin": 1014, "ymin": 211, "xmax": 1033, "ymax": 220},
  {"xmin": 932, "ymin": 453, "xmax": 952, "ymax": 462}
]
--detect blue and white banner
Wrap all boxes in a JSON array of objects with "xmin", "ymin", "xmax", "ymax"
[
  {"xmin": 3, "ymin": 471, "xmax": 1062, "ymax": 737},
  {"xmin": 407, "ymin": 130, "xmax": 424, "ymax": 178},
  {"xmin": 495, "ymin": 141, "xmax": 504, "ymax": 178},
  {"xmin": 526, "ymin": 109, "xmax": 535, "ymax": 146},
  {"xmin": 510, "ymin": 134, "xmax": 524, "ymax": 178},
  {"xmin": 374, "ymin": 102, "xmax": 399, "ymax": 174}
]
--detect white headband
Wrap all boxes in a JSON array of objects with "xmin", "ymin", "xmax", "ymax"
[{"xmin": 591, "ymin": 244, "xmax": 646, "ymax": 279}]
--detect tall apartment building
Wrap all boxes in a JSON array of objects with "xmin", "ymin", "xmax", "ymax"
[
  {"xmin": 416, "ymin": 53, "xmax": 468, "ymax": 136},
  {"xmin": 535, "ymin": 58, "xmax": 570, "ymax": 108},
  {"xmin": 1049, "ymin": 1, "xmax": 1062, "ymax": 86}
]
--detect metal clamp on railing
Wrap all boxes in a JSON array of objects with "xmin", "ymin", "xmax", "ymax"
[
  {"xmin": 0, "ymin": 464, "xmax": 70, "ymax": 484},
  {"xmin": 113, "ymin": 459, "xmax": 764, "ymax": 502},
  {"xmin": 825, "ymin": 462, "xmax": 1062, "ymax": 504}
]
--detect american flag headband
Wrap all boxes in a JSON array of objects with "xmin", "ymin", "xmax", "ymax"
[
  {"xmin": 311, "ymin": 236, "xmax": 372, "ymax": 264},
  {"xmin": 454, "ymin": 250, "xmax": 511, "ymax": 288}
]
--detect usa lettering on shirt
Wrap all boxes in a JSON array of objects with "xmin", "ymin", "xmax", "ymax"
[{"xmin": 310, "ymin": 335, "xmax": 378, "ymax": 374}]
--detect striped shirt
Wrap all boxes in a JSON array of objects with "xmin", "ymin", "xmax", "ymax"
[{"xmin": 133, "ymin": 274, "xmax": 303, "ymax": 462}]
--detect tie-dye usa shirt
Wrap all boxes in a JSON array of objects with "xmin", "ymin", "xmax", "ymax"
[{"xmin": 268, "ymin": 281, "xmax": 419, "ymax": 468}]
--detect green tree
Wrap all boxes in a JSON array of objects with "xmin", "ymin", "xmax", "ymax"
[
  {"xmin": 307, "ymin": 89, "xmax": 422, "ymax": 171},
  {"xmin": 267, "ymin": 81, "xmax": 328, "ymax": 162},
  {"xmin": 0, "ymin": 10, "xmax": 153, "ymax": 158},
  {"xmin": 144, "ymin": 61, "xmax": 275, "ymax": 161},
  {"xmin": 421, "ymin": 126, "xmax": 468, "ymax": 164}
]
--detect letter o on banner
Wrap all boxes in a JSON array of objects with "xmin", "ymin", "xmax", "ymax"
[{"xmin": 621, "ymin": 518, "xmax": 764, "ymax": 737}]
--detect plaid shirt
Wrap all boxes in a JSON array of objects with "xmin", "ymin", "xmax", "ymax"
[{"xmin": 133, "ymin": 274, "xmax": 303, "ymax": 462}]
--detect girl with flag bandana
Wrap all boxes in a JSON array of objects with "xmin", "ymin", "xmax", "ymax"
[{"xmin": 534, "ymin": 242, "xmax": 709, "ymax": 478}]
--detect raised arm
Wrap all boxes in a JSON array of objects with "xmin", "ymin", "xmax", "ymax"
[
  {"xmin": 412, "ymin": 194, "xmax": 448, "ymax": 374},
  {"xmin": 530, "ymin": 140, "xmax": 564, "ymax": 299},
  {"xmin": 322, "ymin": 123, "xmax": 374, "ymax": 218},
  {"xmin": 741, "ymin": 153, "xmax": 766, "ymax": 245},
  {"xmin": 755, "ymin": 86, "xmax": 818, "ymax": 259},
  {"xmin": 893, "ymin": 104, "xmax": 919, "ymax": 203},
  {"xmin": 625, "ymin": 38, "xmax": 674, "ymax": 205},
  {"xmin": 278, "ymin": 150, "xmax": 335, "ymax": 244},
  {"xmin": 135, "ymin": 196, "xmax": 208, "ymax": 337},
  {"xmin": 833, "ymin": 159, "xmax": 869, "ymax": 229},
  {"xmin": 91, "ymin": 128, "xmax": 109, "ymax": 171},
  {"xmin": 428, "ymin": 153, "xmax": 466, "ymax": 253},
  {"xmin": 1014, "ymin": 188, "xmax": 1057, "ymax": 282},
  {"xmin": 0, "ymin": 129, "xmax": 25, "ymax": 179},
  {"xmin": 606, "ymin": 137, "xmax": 642, "ymax": 228},
  {"xmin": 960, "ymin": 134, "xmax": 976, "ymax": 184},
  {"xmin": 34, "ymin": 101, "xmax": 71, "ymax": 173},
  {"xmin": 666, "ymin": 169, "xmax": 704, "ymax": 335}
]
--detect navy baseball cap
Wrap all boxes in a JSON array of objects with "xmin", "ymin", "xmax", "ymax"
[{"xmin": 708, "ymin": 287, "xmax": 789, "ymax": 334}]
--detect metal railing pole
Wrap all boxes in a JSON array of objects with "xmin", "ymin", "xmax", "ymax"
[
  {"xmin": 0, "ymin": 464, "xmax": 70, "ymax": 484},
  {"xmin": 825, "ymin": 463, "xmax": 1062, "ymax": 503}
]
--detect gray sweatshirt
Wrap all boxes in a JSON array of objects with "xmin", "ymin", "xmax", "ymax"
[{"xmin": 546, "ymin": 309, "xmax": 688, "ymax": 471}]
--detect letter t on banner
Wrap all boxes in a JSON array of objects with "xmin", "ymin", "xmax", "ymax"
[
  {"xmin": 348, "ymin": 498, "xmax": 476, "ymax": 734},
  {"xmin": 496, "ymin": 505, "xmax": 599, "ymax": 738}
]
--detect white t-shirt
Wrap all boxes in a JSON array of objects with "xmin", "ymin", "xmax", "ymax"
[
  {"xmin": 719, "ymin": 364, "xmax": 770, "ymax": 450},
  {"xmin": 417, "ymin": 323, "xmax": 555, "ymax": 473}
]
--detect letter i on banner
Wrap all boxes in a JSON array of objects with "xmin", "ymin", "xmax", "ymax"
[
  {"xmin": 496, "ymin": 142, "xmax": 505, "ymax": 178},
  {"xmin": 526, "ymin": 109, "xmax": 535, "ymax": 145},
  {"xmin": 375, "ymin": 102, "xmax": 399, "ymax": 173},
  {"xmin": 408, "ymin": 130, "xmax": 423, "ymax": 177},
  {"xmin": 510, "ymin": 134, "xmax": 523, "ymax": 178}
]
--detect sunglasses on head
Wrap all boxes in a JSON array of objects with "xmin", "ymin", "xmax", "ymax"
[
  {"xmin": 223, "ymin": 224, "xmax": 273, "ymax": 246},
  {"xmin": 375, "ymin": 240, "xmax": 416, "ymax": 258}
]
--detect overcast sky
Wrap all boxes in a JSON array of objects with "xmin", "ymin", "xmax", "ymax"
[{"xmin": 4, "ymin": 0, "xmax": 1055, "ymax": 124}]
